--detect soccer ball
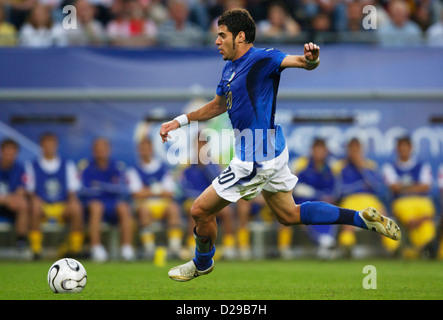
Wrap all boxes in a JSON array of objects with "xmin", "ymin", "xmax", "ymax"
[{"xmin": 47, "ymin": 258, "xmax": 87, "ymax": 293}]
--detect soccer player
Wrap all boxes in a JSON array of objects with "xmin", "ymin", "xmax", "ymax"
[
  {"xmin": 26, "ymin": 133, "xmax": 84, "ymax": 259},
  {"xmin": 81, "ymin": 137, "xmax": 135, "ymax": 262},
  {"xmin": 383, "ymin": 135, "xmax": 436, "ymax": 257},
  {"xmin": 292, "ymin": 138, "xmax": 338, "ymax": 259},
  {"xmin": 333, "ymin": 138, "xmax": 398, "ymax": 255},
  {"xmin": 126, "ymin": 137, "xmax": 183, "ymax": 259},
  {"xmin": 0, "ymin": 139, "xmax": 29, "ymax": 253},
  {"xmin": 160, "ymin": 9, "xmax": 401, "ymax": 281}
]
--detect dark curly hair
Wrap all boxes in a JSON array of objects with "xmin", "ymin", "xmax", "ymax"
[{"xmin": 218, "ymin": 8, "xmax": 256, "ymax": 44}]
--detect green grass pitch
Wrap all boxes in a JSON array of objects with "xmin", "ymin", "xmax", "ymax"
[{"xmin": 1, "ymin": 259, "xmax": 442, "ymax": 300}]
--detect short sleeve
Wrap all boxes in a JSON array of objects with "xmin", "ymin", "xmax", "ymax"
[
  {"xmin": 216, "ymin": 63, "xmax": 229, "ymax": 96},
  {"xmin": 262, "ymin": 48, "xmax": 288, "ymax": 77},
  {"xmin": 419, "ymin": 162, "xmax": 432, "ymax": 186},
  {"xmin": 382, "ymin": 163, "xmax": 398, "ymax": 186},
  {"xmin": 216, "ymin": 77, "xmax": 225, "ymax": 96},
  {"xmin": 126, "ymin": 167, "xmax": 143, "ymax": 194},
  {"xmin": 66, "ymin": 160, "xmax": 81, "ymax": 193}
]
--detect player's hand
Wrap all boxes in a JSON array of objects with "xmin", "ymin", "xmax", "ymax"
[
  {"xmin": 159, "ymin": 120, "xmax": 180, "ymax": 143},
  {"xmin": 304, "ymin": 42, "xmax": 320, "ymax": 62}
]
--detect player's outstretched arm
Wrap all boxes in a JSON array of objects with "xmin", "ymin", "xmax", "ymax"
[
  {"xmin": 280, "ymin": 42, "xmax": 320, "ymax": 71},
  {"xmin": 159, "ymin": 94, "xmax": 227, "ymax": 143}
]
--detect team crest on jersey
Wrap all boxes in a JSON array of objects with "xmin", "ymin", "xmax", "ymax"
[{"xmin": 45, "ymin": 178, "xmax": 62, "ymax": 201}]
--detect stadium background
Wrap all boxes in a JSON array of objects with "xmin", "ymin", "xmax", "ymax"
[{"xmin": 0, "ymin": 0, "xmax": 442, "ymax": 261}]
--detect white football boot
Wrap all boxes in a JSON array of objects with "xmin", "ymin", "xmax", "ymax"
[
  {"xmin": 168, "ymin": 259, "xmax": 214, "ymax": 282},
  {"xmin": 91, "ymin": 244, "xmax": 108, "ymax": 262},
  {"xmin": 121, "ymin": 244, "xmax": 136, "ymax": 261},
  {"xmin": 359, "ymin": 207, "xmax": 401, "ymax": 241}
]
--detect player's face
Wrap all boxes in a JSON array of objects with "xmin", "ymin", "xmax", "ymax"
[
  {"xmin": 93, "ymin": 139, "xmax": 110, "ymax": 162},
  {"xmin": 0, "ymin": 145, "xmax": 17, "ymax": 166},
  {"xmin": 347, "ymin": 140, "xmax": 363, "ymax": 163},
  {"xmin": 138, "ymin": 139, "xmax": 153, "ymax": 160},
  {"xmin": 41, "ymin": 137, "xmax": 58, "ymax": 158},
  {"xmin": 312, "ymin": 144, "xmax": 327, "ymax": 163},
  {"xmin": 397, "ymin": 141, "xmax": 412, "ymax": 161},
  {"xmin": 215, "ymin": 24, "xmax": 236, "ymax": 61}
]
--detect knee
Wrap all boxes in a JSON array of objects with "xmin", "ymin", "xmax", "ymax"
[
  {"xmin": 68, "ymin": 198, "xmax": 82, "ymax": 216},
  {"xmin": 276, "ymin": 205, "xmax": 301, "ymax": 226},
  {"xmin": 138, "ymin": 207, "xmax": 151, "ymax": 224},
  {"xmin": 116, "ymin": 201, "xmax": 131, "ymax": 218},
  {"xmin": 190, "ymin": 201, "xmax": 207, "ymax": 223},
  {"xmin": 15, "ymin": 196, "xmax": 28, "ymax": 213},
  {"xmin": 88, "ymin": 201, "xmax": 104, "ymax": 217},
  {"xmin": 30, "ymin": 196, "xmax": 42, "ymax": 214}
]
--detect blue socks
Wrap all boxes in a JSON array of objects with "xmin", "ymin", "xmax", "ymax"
[
  {"xmin": 193, "ymin": 227, "xmax": 215, "ymax": 271},
  {"xmin": 300, "ymin": 201, "xmax": 367, "ymax": 229},
  {"xmin": 193, "ymin": 246, "xmax": 215, "ymax": 271}
]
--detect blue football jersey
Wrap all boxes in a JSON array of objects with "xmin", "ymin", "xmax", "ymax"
[
  {"xmin": 392, "ymin": 161, "xmax": 427, "ymax": 186},
  {"xmin": 180, "ymin": 163, "xmax": 222, "ymax": 199},
  {"xmin": 134, "ymin": 161, "xmax": 170, "ymax": 187},
  {"xmin": 295, "ymin": 158, "xmax": 336, "ymax": 203},
  {"xmin": 32, "ymin": 158, "xmax": 68, "ymax": 203},
  {"xmin": 384, "ymin": 158, "xmax": 432, "ymax": 198},
  {"xmin": 339, "ymin": 161, "xmax": 384, "ymax": 197},
  {"xmin": 216, "ymin": 47, "xmax": 288, "ymax": 162},
  {"xmin": 81, "ymin": 159, "xmax": 127, "ymax": 202},
  {"xmin": 0, "ymin": 161, "xmax": 25, "ymax": 195}
]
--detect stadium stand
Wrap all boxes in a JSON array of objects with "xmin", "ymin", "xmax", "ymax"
[{"xmin": 0, "ymin": 0, "xmax": 440, "ymax": 47}]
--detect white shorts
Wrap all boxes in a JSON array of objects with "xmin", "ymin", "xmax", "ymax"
[{"xmin": 212, "ymin": 146, "xmax": 298, "ymax": 202}]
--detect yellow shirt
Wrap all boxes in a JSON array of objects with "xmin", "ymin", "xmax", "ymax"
[{"xmin": 0, "ymin": 22, "xmax": 17, "ymax": 46}]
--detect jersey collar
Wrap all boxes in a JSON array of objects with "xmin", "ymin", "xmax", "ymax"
[{"xmin": 232, "ymin": 46, "xmax": 254, "ymax": 67}]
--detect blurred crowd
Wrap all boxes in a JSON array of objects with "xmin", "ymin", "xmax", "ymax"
[
  {"xmin": 1, "ymin": 129, "xmax": 443, "ymax": 262},
  {"xmin": 0, "ymin": 0, "xmax": 442, "ymax": 47}
]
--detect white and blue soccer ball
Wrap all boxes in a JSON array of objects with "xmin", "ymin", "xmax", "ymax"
[{"xmin": 47, "ymin": 258, "xmax": 87, "ymax": 293}]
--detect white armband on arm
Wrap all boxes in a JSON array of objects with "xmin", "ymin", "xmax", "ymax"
[
  {"xmin": 305, "ymin": 57, "xmax": 320, "ymax": 64},
  {"xmin": 174, "ymin": 114, "xmax": 189, "ymax": 127}
]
